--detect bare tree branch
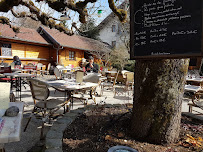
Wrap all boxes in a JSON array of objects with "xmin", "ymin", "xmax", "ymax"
[{"xmin": 0, "ymin": 0, "xmax": 127, "ymax": 35}]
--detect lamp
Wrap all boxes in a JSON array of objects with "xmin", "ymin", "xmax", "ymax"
[
  {"xmin": 98, "ymin": 10, "xmax": 102, "ymax": 17},
  {"xmin": 60, "ymin": 12, "xmax": 71, "ymax": 20}
]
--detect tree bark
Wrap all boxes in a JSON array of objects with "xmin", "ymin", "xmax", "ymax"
[{"xmin": 131, "ymin": 59, "xmax": 189, "ymax": 144}]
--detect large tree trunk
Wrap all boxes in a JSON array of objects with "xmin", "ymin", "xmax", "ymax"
[{"xmin": 131, "ymin": 59, "xmax": 189, "ymax": 144}]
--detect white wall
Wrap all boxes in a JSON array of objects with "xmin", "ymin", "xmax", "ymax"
[{"xmin": 99, "ymin": 18, "xmax": 128, "ymax": 49}]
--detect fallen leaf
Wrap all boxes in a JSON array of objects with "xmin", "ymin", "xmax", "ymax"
[
  {"xmin": 105, "ymin": 135, "xmax": 112, "ymax": 141},
  {"xmin": 118, "ymin": 132, "xmax": 124, "ymax": 138}
]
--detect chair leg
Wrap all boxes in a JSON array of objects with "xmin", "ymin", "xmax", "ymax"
[
  {"xmin": 189, "ymin": 105, "xmax": 193, "ymax": 113},
  {"xmin": 24, "ymin": 107, "xmax": 36, "ymax": 132},
  {"xmin": 40, "ymin": 111, "xmax": 46, "ymax": 140},
  {"xmin": 40, "ymin": 121, "xmax": 45, "ymax": 140},
  {"xmin": 24, "ymin": 116, "xmax": 32, "ymax": 132}
]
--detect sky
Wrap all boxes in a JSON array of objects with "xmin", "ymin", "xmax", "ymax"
[{"xmin": 0, "ymin": 0, "xmax": 125, "ymax": 29}]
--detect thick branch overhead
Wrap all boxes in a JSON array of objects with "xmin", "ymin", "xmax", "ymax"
[{"xmin": 0, "ymin": 0, "xmax": 127, "ymax": 35}]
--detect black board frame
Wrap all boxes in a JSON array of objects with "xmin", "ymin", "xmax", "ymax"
[{"xmin": 130, "ymin": 0, "xmax": 203, "ymax": 59}]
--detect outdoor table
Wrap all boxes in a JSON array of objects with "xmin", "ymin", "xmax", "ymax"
[
  {"xmin": 0, "ymin": 102, "xmax": 24, "ymax": 151},
  {"xmin": 3, "ymin": 73, "xmax": 34, "ymax": 101},
  {"xmin": 99, "ymin": 76, "xmax": 107, "ymax": 81},
  {"xmin": 44, "ymin": 79, "xmax": 98, "ymax": 108},
  {"xmin": 11, "ymin": 69, "xmax": 22, "ymax": 73},
  {"xmin": 104, "ymin": 71, "xmax": 117, "ymax": 82},
  {"xmin": 105, "ymin": 71, "xmax": 117, "ymax": 74},
  {"xmin": 186, "ymin": 77, "xmax": 203, "ymax": 88},
  {"xmin": 184, "ymin": 85, "xmax": 202, "ymax": 93}
]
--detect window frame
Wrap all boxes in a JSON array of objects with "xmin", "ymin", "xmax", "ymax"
[
  {"xmin": 112, "ymin": 25, "xmax": 116, "ymax": 32},
  {"xmin": 112, "ymin": 41, "xmax": 116, "ymax": 48},
  {"xmin": 69, "ymin": 51, "xmax": 75, "ymax": 61}
]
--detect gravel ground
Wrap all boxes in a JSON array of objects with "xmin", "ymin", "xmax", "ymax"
[{"xmin": 3, "ymin": 76, "xmax": 203, "ymax": 152}]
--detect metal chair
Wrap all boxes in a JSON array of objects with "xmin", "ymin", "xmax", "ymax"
[
  {"xmin": 24, "ymin": 78, "xmax": 71, "ymax": 139},
  {"xmin": 42, "ymin": 63, "xmax": 51, "ymax": 78},
  {"xmin": 124, "ymin": 72, "xmax": 134, "ymax": 91},
  {"xmin": 73, "ymin": 73, "xmax": 101, "ymax": 104},
  {"xmin": 36, "ymin": 63, "xmax": 44, "ymax": 77}
]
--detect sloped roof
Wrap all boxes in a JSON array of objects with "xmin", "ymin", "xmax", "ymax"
[
  {"xmin": 0, "ymin": 24, "xmax": 49, "ymax": 45},
  {"xmin": 97, "ymin": 1, "xmax": 128, "ymax": 30},
  {"xmin": 0, "ymin": 23, "xmax": 111, "ymax": 53},
  {"xmin": 41, "ymin": 26, "xmax": 112, "ymax": 53}
]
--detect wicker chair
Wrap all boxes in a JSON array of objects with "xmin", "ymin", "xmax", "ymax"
[
  {"xmin": 42, "ymin": 63, "xmax": 51, "ymax": 78},
  {"xmin": 24, "ymin": 78, "xmax": 71, "ymax": 139},
  {"xmin": 73, "ymin": 73, "xmax": 101, "ymax": 104},
  {"xmin": 101, "ymin": 72, "xmax": 119, "ymax": 95},
  {"xmin": 114, "ymin": 72, "xmax": 134, "ymax": 97},
  {"xmin": 188, "ymin": 91, "xmax": 203, "ymax": 115},
  {"xmin": 125, "ymin": 72, "xmax": 134, "ymax": 90}
]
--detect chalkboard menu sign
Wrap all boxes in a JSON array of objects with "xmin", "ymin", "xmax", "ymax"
[
  {"xmin": 1, "ymin": 43, "xmax": 12, "ymax": 56},
  {"xmin": 130, "ymin": 0, "xmax": 203, "ymax": 59}
]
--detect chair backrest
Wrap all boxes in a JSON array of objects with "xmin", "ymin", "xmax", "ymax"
[
  {"xmin": 117, "ymin": 72, "xmax": 124, "ymax": 83},
  {"xmin": 1, "ymin": 63, "xmax": 8, "ymax": 67},
  {"xmin": 10, "ymin": 62, "xmax": 15, "ymax": 70},
  {"xmin": 0, "ymin": 67, "xmax": 11, "ymax": 74},
  {"xmin": 75, "ymin": 70, "xmax": 84, "ymax": 83},
  {"xmin": 111, "ymin": 71, "xmax": 117, "ymax": 77},
  {"xmin": 47, "ymin": 63, "xmax": 51, "ymax": 71},
  {"xmin": 42, "ymin": 66, "xmax": 46, "ymax": 71},
  {"xmin": 24, "ymin": 65, "xmax": 37, "ymax": 70},
  {"xmin": 111, "ymin": 68, "xmax": 117, "ymax": 71},
  {"xmin": 113, "ymin": 72, "xmax": 119, "ymax": 86},
  {"xmin": 27, "ymin": 63, "xmax": 34, "ymax": 66},
  {"xmin": 28, "ymin": 79, "xmax": 49, "ymax": 101},
  {"xmin": 37, "ymin": 63, "xmax": 43, "ymax": 70},
  {"xmin": 188, "ymin": 70, "xmax": 200, "ymax": 78},
  {"xmin": 56, "ymin": 65, "xmax": 64, "ymax": 70},
  {"xmin": 101, "ymin": 70, "xmax": 106, "ymax": 76},
  {"xmin": 125, "ymin": 72, "xmax": 134, "ymax": 83},
  {"xmin": 83, "ymin": 73, "xmax": 100, "ymax": 83},
  {"xmin": 54, "ymin": 67, "xmax": 61, "ymax": 80}
]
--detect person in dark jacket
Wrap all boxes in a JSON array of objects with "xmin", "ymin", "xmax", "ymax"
[
  {"xmin": 85, "ymin": 56, "xmax": 99, "ymax": 73},
  {"xmin": 12, "ymin": 56, "xmax": 21, "ymax": 66}
]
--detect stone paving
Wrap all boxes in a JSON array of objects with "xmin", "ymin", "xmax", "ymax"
[{"xmin": 3, "ymin": 77, "xmax": 203, "ymax": 152}]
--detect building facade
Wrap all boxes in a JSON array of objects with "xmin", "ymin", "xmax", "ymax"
[
  {"xmin": 97, "ymin": 1, "xmax": 129, "ymax": 50},
  {"xmin": 0, "ymin": 24, "xmax": 111, "ymax": 68}
]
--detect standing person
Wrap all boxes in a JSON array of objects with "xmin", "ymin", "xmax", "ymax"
[
  {"xmin": 85, "ymin": 56, "xmax": 99, "ymax": 73},
  {"xmin": 12, "ymin": 56, "xmax": 21, "ymax": 66}
]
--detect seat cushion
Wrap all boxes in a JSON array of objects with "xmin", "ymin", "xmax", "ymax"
[
  {"xmin": 36, "ymin": 99, "xmax": 65, "ymax": 109},
  {"xmin": 101, "ymin": 82, "xmax": 113, "ymax": 87},
  {"xmin": 0, "ymin": 78, "xmax": 16, "ymax": 81}
]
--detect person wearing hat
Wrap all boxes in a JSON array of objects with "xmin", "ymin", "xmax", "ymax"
[{"xmin": 85, "ymin": 56, "xmax": 99, "ymax": 73}]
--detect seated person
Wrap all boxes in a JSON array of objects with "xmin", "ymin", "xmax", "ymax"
[
  {"xmin": 12, "ymin": 56, "xmax": 21, "ymax": 66},
  {"xmin": 85, "ymin": 56, "xmax": 99, "ymax": 73}
]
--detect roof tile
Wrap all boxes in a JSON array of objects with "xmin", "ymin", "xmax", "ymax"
[{"xmin": 0, "ymin": 24, "xmax": 111, "ymax": 53}]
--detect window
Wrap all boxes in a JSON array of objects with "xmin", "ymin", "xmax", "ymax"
[
  {"xmin": 117, "ymin": 25, "xmax": 121, "ymax": 34},
  {"xmin": 112, "ymin": 25, "xmax": 116, "ymax": 32},
  {"xmin": 1, "ymin": 43, "xmax": 12, "ymax": 56},
  {"xmin": 112, "ymin": 41, "xmax": 116, "ymax": 48},
  {"xmin": 69, "ymin": 51, "xmax": 75, "ymax": 60}
]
